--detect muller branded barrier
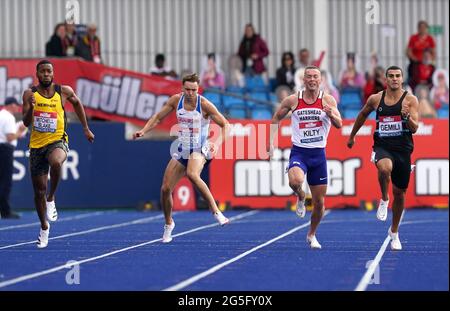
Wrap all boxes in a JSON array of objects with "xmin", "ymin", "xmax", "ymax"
[
  {"xmin": 210, "ymin": 119, "xmax": 449, "ymax": 209},
  {"xmin": 0, "ymin": 58, "xmax": 180, "ymax": 131},
  {"xmin": 12, "ymin": 122, "xmax": 176, "ymax": 208},
  {"xmin": 4, "ymin": 58, "xmax": 448, "ymax": 210}
]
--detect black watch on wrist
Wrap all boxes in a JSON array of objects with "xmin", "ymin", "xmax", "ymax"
[{"xmin": 403, "ymin": 113, "xmax": 410, "ymax": 121}]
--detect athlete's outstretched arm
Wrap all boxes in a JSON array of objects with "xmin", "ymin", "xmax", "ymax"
[
  {"xmin": 268, "ymin": 95, "xmax": 296, "ymax": 155},
  {"xmin": 202, "ymin": 100, "xmax": 230, "ymax": 153},
  {"xmin": 133, "ymin": 96, "xmax": 177, "ymax": 139},
  {"xmin": 347, "ymin": 94, "xmax": 377, "ymax": 148},
  {"xmin": 62, "ymin": 85, "xmax": 95, "ymax": 143},
  {"xmin": 323, "ymin": 95, "xmax": 342, "ymax": 129},
  {"xmin": 402, "ymin": 95, "xmax": 420, "ymax": 133},
  {"xmin": 22, "ymin": 89, "xmax": 35, "ymax": 127}
]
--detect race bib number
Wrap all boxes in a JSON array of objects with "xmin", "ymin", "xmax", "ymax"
[
  {"xmin": 299, "ymin": 121, "xmax": 324, "ymax": 144},
  {"xmin": 379, "ymin": 116, "xmax": 403, "ymax": 137},
  {"xmin": 33, "ymin": 111, "xmax": 58, "ymax": 133}
]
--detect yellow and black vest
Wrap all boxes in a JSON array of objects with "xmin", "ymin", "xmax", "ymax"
[{"xmin": 29, "ymin": 84, "xmax": 68, "ymax": 149}]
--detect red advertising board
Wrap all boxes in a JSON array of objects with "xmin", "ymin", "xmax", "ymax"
[
  {"xmin": 210, "ymin": 119, "xmax": 449, "ymax": 209},
  {"xmin": 173, "ymin": 177, "xmax": 197, "ymax": 211},
  {"xmin": 0, "ymin": 58, "xmax": 180, "ymax": 130}
]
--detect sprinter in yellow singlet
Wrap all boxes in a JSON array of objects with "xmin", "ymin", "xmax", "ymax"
[{"xmin": 22, "ymin": 60, "xmax": 95, "ymax": 248}]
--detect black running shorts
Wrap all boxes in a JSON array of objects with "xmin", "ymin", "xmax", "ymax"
[
  {"xmin": 29, "ymin": 140, "xmax": 69, "ymax": 176},
  {"xmin": 371, "ymin": 146, "xmax": 412, "ymax": 189}
]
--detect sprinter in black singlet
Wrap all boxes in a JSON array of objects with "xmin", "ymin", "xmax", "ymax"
[{"xmin": 346, "ymin": 66, "xmax": 419, "ymax": 251}]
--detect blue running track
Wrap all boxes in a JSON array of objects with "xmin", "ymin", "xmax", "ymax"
[{"xmin": 0, "ymin": 209, "xmax": 447, "ymax": 291}]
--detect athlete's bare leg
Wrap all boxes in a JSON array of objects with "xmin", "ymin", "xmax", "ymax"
[
  {"xmin": 160, "ymin": 159, "xmax": 186, "ymax": 225},
  {"xmin": 186, "ymin": 152, "xmax": 220, "ymax": 214},
  {"xmin": 308, "ymin": 184, "xmax": 327, "ymax": 237},
  {"xmin": 31, "ymin": 174, "xmax": 48, "ymax": 230},
  {"xmin": 288, "ymin": 166, "xmax": 306, "ymax": 201},
  {"xmin": 376, "ymin": 158, "xmax": 393, "ymax": 201},
  {"xmin": 391, "ymin": 185, "xmax": 406, "ymax": 233},
  {"xmin": 46, "ymin": 148, "xmax": 67, "ymax": 202}
]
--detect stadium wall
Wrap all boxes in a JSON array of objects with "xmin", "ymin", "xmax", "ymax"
[
  {"xmin": 0, "ymin": 0, "xmax": 448, "ymax": 80},
  {"xmin": 12, "ymin": 122, "xmax": 176, "ymax": 209},
  {"xmin": 11, "ymin": 120, "xmax": 449, "ymax": 210}
]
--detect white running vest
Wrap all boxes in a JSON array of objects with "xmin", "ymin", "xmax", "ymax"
[
  {"xmin": 291, "ymin": 90, "xmax": 331, "ymax": 148},
  {"xmin": 176, "ymin": 94, "xmax": 210, "ymax": 150}
]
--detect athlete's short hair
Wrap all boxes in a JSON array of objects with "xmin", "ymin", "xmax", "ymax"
[
  {"xmin": 36, "ymin": 59, "xmax": 53, "ymax": 71},
  {"xmin": 182, "ymin": 73, "xmax": 200, "ymax": 84},
  {"xmin": 385, "ymin": 66, "xmax": 403, "ymax": 77},
  {"xmin": 304, "ymin": 66, "xmax": 321, "ymax": 75},
  {"xmin": 418, "ymin": 20, "xmax": 428, "ymax": 28}
]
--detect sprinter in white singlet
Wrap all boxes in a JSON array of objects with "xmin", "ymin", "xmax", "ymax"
[
  {"xmin": 133, "ymin": 73, "xmax": 230, "ymax": 243},
  {"xmin": 268, "ymin": 66, "xmax": 343, "ymax": 249}
]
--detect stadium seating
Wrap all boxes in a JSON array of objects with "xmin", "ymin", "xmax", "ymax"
[
  {"xmin": 228, "ymin": 107, "xmax": 247, "ymax": 119},
  {"xmin": 226, "ymin": 85, "xmax": 245, "ymax": 94},
  {"xmin": 437, "ymin": 105, "xmax": 449, "ymax": 118},
  {"xmin": 250, "ymin": 106, "xmax": 273, "ymax": 120},
  {"xmin": 202, "ymin": 91, "xmax": 222, "ymax": 108},
  {"xmin": 245, "ymin": 75, "xmax": 268, "ymax": 92},
  {"xmin": 340, "ymin": 92, "xmax": 362, "ymax": 109},
  {"xmin": 343, "ymin": 107, "xmax": 360, "ymax": 119},
  {"xmin": 269, "ymin": 93, "xmax": 278, "ymax": 105},
  {"xmin": 222, "ymin": 94, "xmax": 246, "ymax": 109}
]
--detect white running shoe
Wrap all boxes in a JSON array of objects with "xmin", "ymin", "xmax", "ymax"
[
  {"xmin": 376, "ymin": 199, "xmax": 389, "ymax": 221},
  {"xmin": 296, "ymin": 197, "xmax": 306, "ymax": 218},
  {"xmin": 388, "ymin": 227, "xmax": 402, "ymax": 251},
  {"xmin": 162, "ymin": 221, "xmax": 175, "ymax": 243},
  {"xmin": 46, "ymin": 201, "xmax": 58, "ymax": 222},
  {"xmin": 214, "ymin": 211, "xmax": 229, "ymax": 226},
  {"xmin": 306, "ymin": 235, "xmax": 322, "ymax": 249},
  {"xmin": 37, "ymin": 222, "xmax": 50, "ymax": 249}
]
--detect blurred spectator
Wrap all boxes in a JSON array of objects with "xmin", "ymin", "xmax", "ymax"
[
  {"xmin": 275, "ymin": 52, "xmax": 296, "ymax": 101},
  {"xmin": 293, "ymin": 48, "xmax": 310, "ymax": 93},
  {"xmin": 413, "ymin": 48, "xmax": 435, "ymax": 89},
  {"xmin": 227, "ymin": 55, "xmax": 245, "ymax": 88},
  {"xmin": 77, "ymin": 24, "xmax": 102, "ymax": 63},
  {"xmin": 406, "ymin": 20, "xmax": 436, "ymax": 90},
  {"xmin": 338, "ymin": 52, "xmax": 366, "ymax": 89},
  {"xmin": 294, "ymin": 67, "xmax": 305, "ymax": 92},
  {"xmin": 364, "ymin": 65, "xmax": 386, "ymax": 103},
  {"xmin": 320, "ymin": 70, "xmax": 340, "ymax": 104},
  {"xmin": 200, "ymin": 53, "xmax": 226, "ymax": 90},
  {"xmin": 0, "ymin": 97, "xmax": 27, "ymax": 219},
  {"xmin": 297, "ymin": 48, "xmax": 310, "ymax": 69},
  {"xmin": 238, "ymin": 23, "xmax": 269, "ymax": 75},
  {"xmin": 149, "ymin": 53, "xmax": 178, "ymax": 80},
  {"xmin": 430, "ymin": 69, "xmax": 449, "ymax": 110},
  {"xmin": 64, "ymin": 22, "xmax": 78, "ymax": 57},
  {"xmin": 415, "ymin": 84, "xmax": 437, "ymax": 118},
  {"xmin": 45, "ymin": 23, "xmax": 67, "ymax": 57}
]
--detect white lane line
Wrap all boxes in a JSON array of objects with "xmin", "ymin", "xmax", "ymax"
[
  {"xmin": 163, "ymin": 210, "xmax": 330, "ymax": 291},
  {"xmin": 355, "ymin": 210, "xmax": 406, "ymax": 291},
  {"xmin": 401, "ymin": 219, "xmax": 447, "ymax": 225},
  {"xmin": 0, "ymin": 211, "xmax": 114, "ymax": 231},
  {"xmin": 354, "ymin": 236, "xmax": 391, "ymax": 291},
  {"xmin": 0, "ymin": 213, "xmax": 175, "ymax": 250},
  {"xmin": 0, "ymin": 210, "xmax": 259, "ymax": 289}
]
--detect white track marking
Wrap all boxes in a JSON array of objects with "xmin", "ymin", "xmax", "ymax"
[
  {"xmin": 0, "ymin": 211, "xmax": 259, "ymax": 289},
  {"xmin": 163, "ymin": 210, "xmax": 331, "ymax": 291},
  {"xmin": 0, "ymin": 213, "xmax": 174, "ymax": 250},
  {"xmin": 355, "ymin": 210, "xmax": 407, "ymax": 291},
  {"xmin": 0, "ymin": 211, "xmax": 113, "ymax": 231}
]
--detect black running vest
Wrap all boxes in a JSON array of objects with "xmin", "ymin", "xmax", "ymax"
[{"xmin": 373, "ymin": 90, "xmax": 414, "ymax": 153}]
